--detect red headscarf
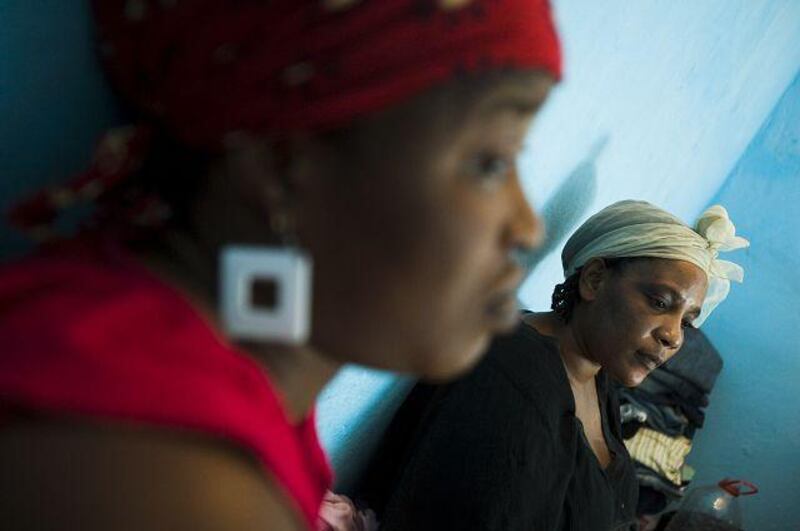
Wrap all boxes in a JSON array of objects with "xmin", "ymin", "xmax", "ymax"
[
  {"xmin": 94, "ymin": 0, "xmax": 562, "ymax": 147},
  {"xmin": 11, "ymin": 0, "xmax": 561, "ymax": 236}
]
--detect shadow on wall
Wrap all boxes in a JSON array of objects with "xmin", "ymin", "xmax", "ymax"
[{"xmin": 522, "ymin": 135, "xmax": 604, "ymax": 272}]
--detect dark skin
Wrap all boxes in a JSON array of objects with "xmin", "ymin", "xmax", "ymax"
[
  {"xmin": 0, "ymin": 71, "xmax": 553, "ymax": 530},
  {"xmin": 141, "ymin": 70, "xmax": 553, "ymax": 415},
  {"xmin": 525, "ymin": 257, "xmax": 708, "ymax": 468},
  {"xmin": 0, "ymin": 418, "xmax": 304, "ymax": 531}
]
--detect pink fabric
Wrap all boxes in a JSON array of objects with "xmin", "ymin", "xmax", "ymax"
[
  {"xmin": 317, "ymin": 491, "xmax": 379, "ymax": 531},
  {"xmin": 0, "ymin": 239, "xmax": 332, "ymax": 529}
]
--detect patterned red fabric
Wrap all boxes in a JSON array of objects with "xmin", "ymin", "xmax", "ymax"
[
  {"xmin": 0, "ymin": 239, "xmax": 333, "ymax": 529},
  {"xmin": 7, "ymin": 127, "xmax": 155, "ymax": 239},
  {"xmin": 92, "ymin": 0, "xmax": 562, "ymax": 147}
]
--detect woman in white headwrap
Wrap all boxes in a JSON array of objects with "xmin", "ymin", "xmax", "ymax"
[{"xmin": 357, "ymin": 200, "xmax": 748, "ymax": 531}]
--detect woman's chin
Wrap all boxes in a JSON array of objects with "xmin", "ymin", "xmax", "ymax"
[
  {"xmin": 419, "ymin": 333, "xmax": 491, "ymax": 383},
  {"xmin": 617, "ymin": 364, "xmax": 650, "ymax": 388}
]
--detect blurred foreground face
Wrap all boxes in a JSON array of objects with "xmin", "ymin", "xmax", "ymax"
[
  {"xmin": 298, "ymin": 72, "xmax": 553, "ymax": 379},
  {"xmin": 84, "ymin": 0, "xmax": 562, "ymax": 382}
]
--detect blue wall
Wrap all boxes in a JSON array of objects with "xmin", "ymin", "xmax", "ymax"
[
  {"xmin": 0, "ymin": 0, "xmax": 121, "ymax": 258},
  {"xmin": 517, "ymin": 0, "xmax": 800, "ymax": 308},
  {"xmin": 686, "ymin": 73, "xmax": 800, "ymax": 531}
]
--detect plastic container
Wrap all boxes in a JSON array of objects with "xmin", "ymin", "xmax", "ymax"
[{"xmin": 664, "ymin": 478, "xmax": 758, "ymax": 531}]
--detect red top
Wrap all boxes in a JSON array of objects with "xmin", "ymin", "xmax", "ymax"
[{"xmin": 0, "ymin": 239, "xmax": 333, "ymax": 529}]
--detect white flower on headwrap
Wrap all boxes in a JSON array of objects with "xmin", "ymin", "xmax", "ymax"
[
  {"xmin": 561, "ymin": 200, "xmax": 749, "ymax": 327},
  {"xmin": 694, "ymin": 204, "xmax": 749, "ymax": 280},
  {"xmin": 691, "ymin": 205, "xmax": 749, "ymax": 325}
]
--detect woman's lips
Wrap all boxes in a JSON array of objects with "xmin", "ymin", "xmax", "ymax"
[
  {"xmin": 634, "ymin": 351, "xmax": 662, "ymax": 371},
  {"xmin": 485, "ymin": 291, "xmax": 519, "ymax": 330},
  {"xmin": 484, "ymin": 267, "xmax": 525, "ymax": 330}
]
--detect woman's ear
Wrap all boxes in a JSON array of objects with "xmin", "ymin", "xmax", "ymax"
[
  {"xmin": 223, "ymin": 132, "xmax": 337, "ymax": 214},
  {"xmin": 578, "ymin": 258, "xmax": 609, "ymax": 302},
  {"xmin": 218, "ymin": 132, "xmax": 338, "ymax": 247}
]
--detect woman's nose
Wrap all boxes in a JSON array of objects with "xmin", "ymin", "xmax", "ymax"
[
  {"xmin": 655, "ymin": 319, "xmax": 682, "ymax": 350},
  {"xmin": 505, "ymin": 172, "xmax": 544, "ymax": 252}
]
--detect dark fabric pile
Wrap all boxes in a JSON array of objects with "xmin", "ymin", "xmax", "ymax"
[{"xmin": 617, "ymin": 327, "xmax": 723, "ymax": 519}]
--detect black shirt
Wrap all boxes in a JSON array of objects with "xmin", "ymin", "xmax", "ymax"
[{"xmin": 357, "ymin": 320, "xmax": 639, "ymax": 531}]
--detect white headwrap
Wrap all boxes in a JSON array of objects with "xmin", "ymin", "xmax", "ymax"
[{"xmin": 561, "ymin": 200, "xmax": 749, "ymax": 326}]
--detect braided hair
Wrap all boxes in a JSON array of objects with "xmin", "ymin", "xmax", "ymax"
[{"xmin": 551, "ymin": 257, "xmax": 644, "ymax": 323}]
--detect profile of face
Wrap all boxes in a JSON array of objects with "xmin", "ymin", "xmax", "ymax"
[
  {"xmin": 227, "ymin": 71, "xmax": 553, "ymax": 379},
  {"xmin": 576, "ymin": 258, "xmax": 709, "ymax": 387}
]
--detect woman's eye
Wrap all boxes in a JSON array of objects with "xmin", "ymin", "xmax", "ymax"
[
  {"xmin": 466, "ymin": 153, "xmax": 513, "ymax": 186},
  {"xmin": 648, "ymin": 296, "xmax": 668, "ymax": 310}
]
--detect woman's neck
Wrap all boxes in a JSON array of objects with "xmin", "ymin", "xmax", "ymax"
[
  {"xmin": 134, "ymin": 228, "xmax": 340, "ymax": 423},
  {"xmin": 245, "ymin": 342, "xmax": 341, "ymax": 422},
  {"xmin": 524, "ymin": 311, "xmax": 602, "ymax": 385}
]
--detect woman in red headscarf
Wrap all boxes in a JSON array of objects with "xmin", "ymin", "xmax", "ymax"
[{"xmin": 0, "ymin": 1, "xmax": 561, "ymax": 529}]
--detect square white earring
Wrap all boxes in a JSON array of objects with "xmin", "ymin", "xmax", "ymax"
[{"xmin": 220, "ymin": 245, "xmax": 312, "ymax": 345}]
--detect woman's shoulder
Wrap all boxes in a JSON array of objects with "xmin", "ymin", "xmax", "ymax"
[
  {"xmin": 475, "ymin": 319, "xmax": 572, "ymax": 409},
  {"xmin": 0, "ymin": 417, "xmax": 305, "ymax": 530},
  {"xmin": 375, "ymin": 318, "xmax": 572, "ymax": 451},
  {"xmin": 396, "ymin": 318, "xmax": 574, "ymax": 434},
  {"xmin": 0, "ymin": 240, "xmax": 332, "ymax": 528}
]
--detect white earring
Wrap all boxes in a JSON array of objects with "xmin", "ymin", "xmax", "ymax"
[{"xmin": 219, "ymin": 245, "xmax": 312, "ymax": 345}]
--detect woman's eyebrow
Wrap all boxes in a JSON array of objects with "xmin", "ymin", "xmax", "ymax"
[
  {"xmin": 648, "ymin": 283, "xmax": 702, "ymax": 316},
  {"xmin": 485, "ymin": 96, "xmax": 545, "ymax": 116}
]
